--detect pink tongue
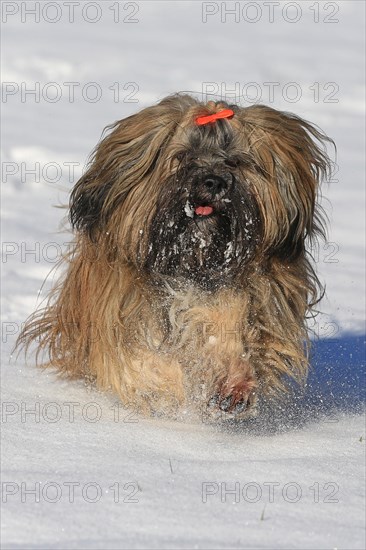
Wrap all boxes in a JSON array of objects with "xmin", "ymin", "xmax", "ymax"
[{"xmin": 195, "ymin": 205, "xmax": 213, "ymax": 216}]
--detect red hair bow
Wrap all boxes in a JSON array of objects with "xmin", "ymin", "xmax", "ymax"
[{"xmin": 196, "ymin": 109, "xmax": 234, "ymax": 126}]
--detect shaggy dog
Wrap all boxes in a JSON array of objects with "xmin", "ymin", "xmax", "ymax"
[{"xmin": 18, "ymin": 94, "xmax": 333, "ymax": 419}]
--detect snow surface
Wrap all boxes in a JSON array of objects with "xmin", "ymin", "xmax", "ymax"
[{"xmin": 1, "ymin": 1, "xmax": 365, "ymax": 549}]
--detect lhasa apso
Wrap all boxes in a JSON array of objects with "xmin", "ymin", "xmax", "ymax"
[{"xmin": 18, "ymin": 94, "xmax": 333, "ymax": 419}]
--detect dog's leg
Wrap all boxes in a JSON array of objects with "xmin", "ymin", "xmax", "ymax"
[
  {"xmin": 207, "ymin": 356, "xmax": 257, "ymax": 415},
  {"xmin": 183, "ymin": 290, "xmax": 258, "ymax": 418},
  {"xmin": 119, "ymin": 350, "xmax": 185, "ymax": 416}
]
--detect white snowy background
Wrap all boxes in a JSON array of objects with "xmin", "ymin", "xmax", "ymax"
[{"xmin": 1, "ymin": 1, "xmax": 365, "ymax": 549}]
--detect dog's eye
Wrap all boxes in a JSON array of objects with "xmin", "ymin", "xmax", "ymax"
[
  {"xmin": 225, "ymin": 158, "xmax": 239, "ymax": 168},
  {"xmin": 175, "ymin": 152, "xmax": 186, "ymax": 162}
]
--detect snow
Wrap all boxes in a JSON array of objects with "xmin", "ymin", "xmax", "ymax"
[
  {"xmin": 1, "ymin": 1, "xmax": 365, "ymax": 549},
  {"xmin": 184, "ymin": 200, "xmax": 195, "ymax": 218},
  {"xmin": 1, "ymin": 361, "xmax": 365, "ymax": 549}
]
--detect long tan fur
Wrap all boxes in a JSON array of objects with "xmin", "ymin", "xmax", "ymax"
[{"xmin": 17, "ymin": 94, "xmax": 333, "ymax": 418}]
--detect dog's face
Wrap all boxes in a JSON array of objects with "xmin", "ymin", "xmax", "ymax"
[
  {"xmin": 144, "ymin": 117, "xmax": 262, "ymax": 288},
  {"xmin": 70, "ymin": 95, "xmax": 330, "ymax": 289}
]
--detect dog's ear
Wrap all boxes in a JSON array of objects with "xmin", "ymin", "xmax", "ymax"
[
  {"xmin": 240, "ymin": 106, "xmax": 333, "ymax": 259},
  {"xmin": 69, "ymin": 95, "xmax": 196, "ymax": 239}
]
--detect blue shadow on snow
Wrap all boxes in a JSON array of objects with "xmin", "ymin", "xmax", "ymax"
[{"xmin": 222, "ymin": 334, "xmax": 365, "ymax": 434}]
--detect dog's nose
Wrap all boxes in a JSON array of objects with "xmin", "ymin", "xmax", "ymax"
[{"xmin": 203, "ymin": 175, "xmax": 229, "ymax": 197}]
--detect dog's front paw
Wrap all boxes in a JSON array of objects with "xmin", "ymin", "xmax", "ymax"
[{"xmin": 207, "ymin": 361, "xmax": 258, "ymax": 418}]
